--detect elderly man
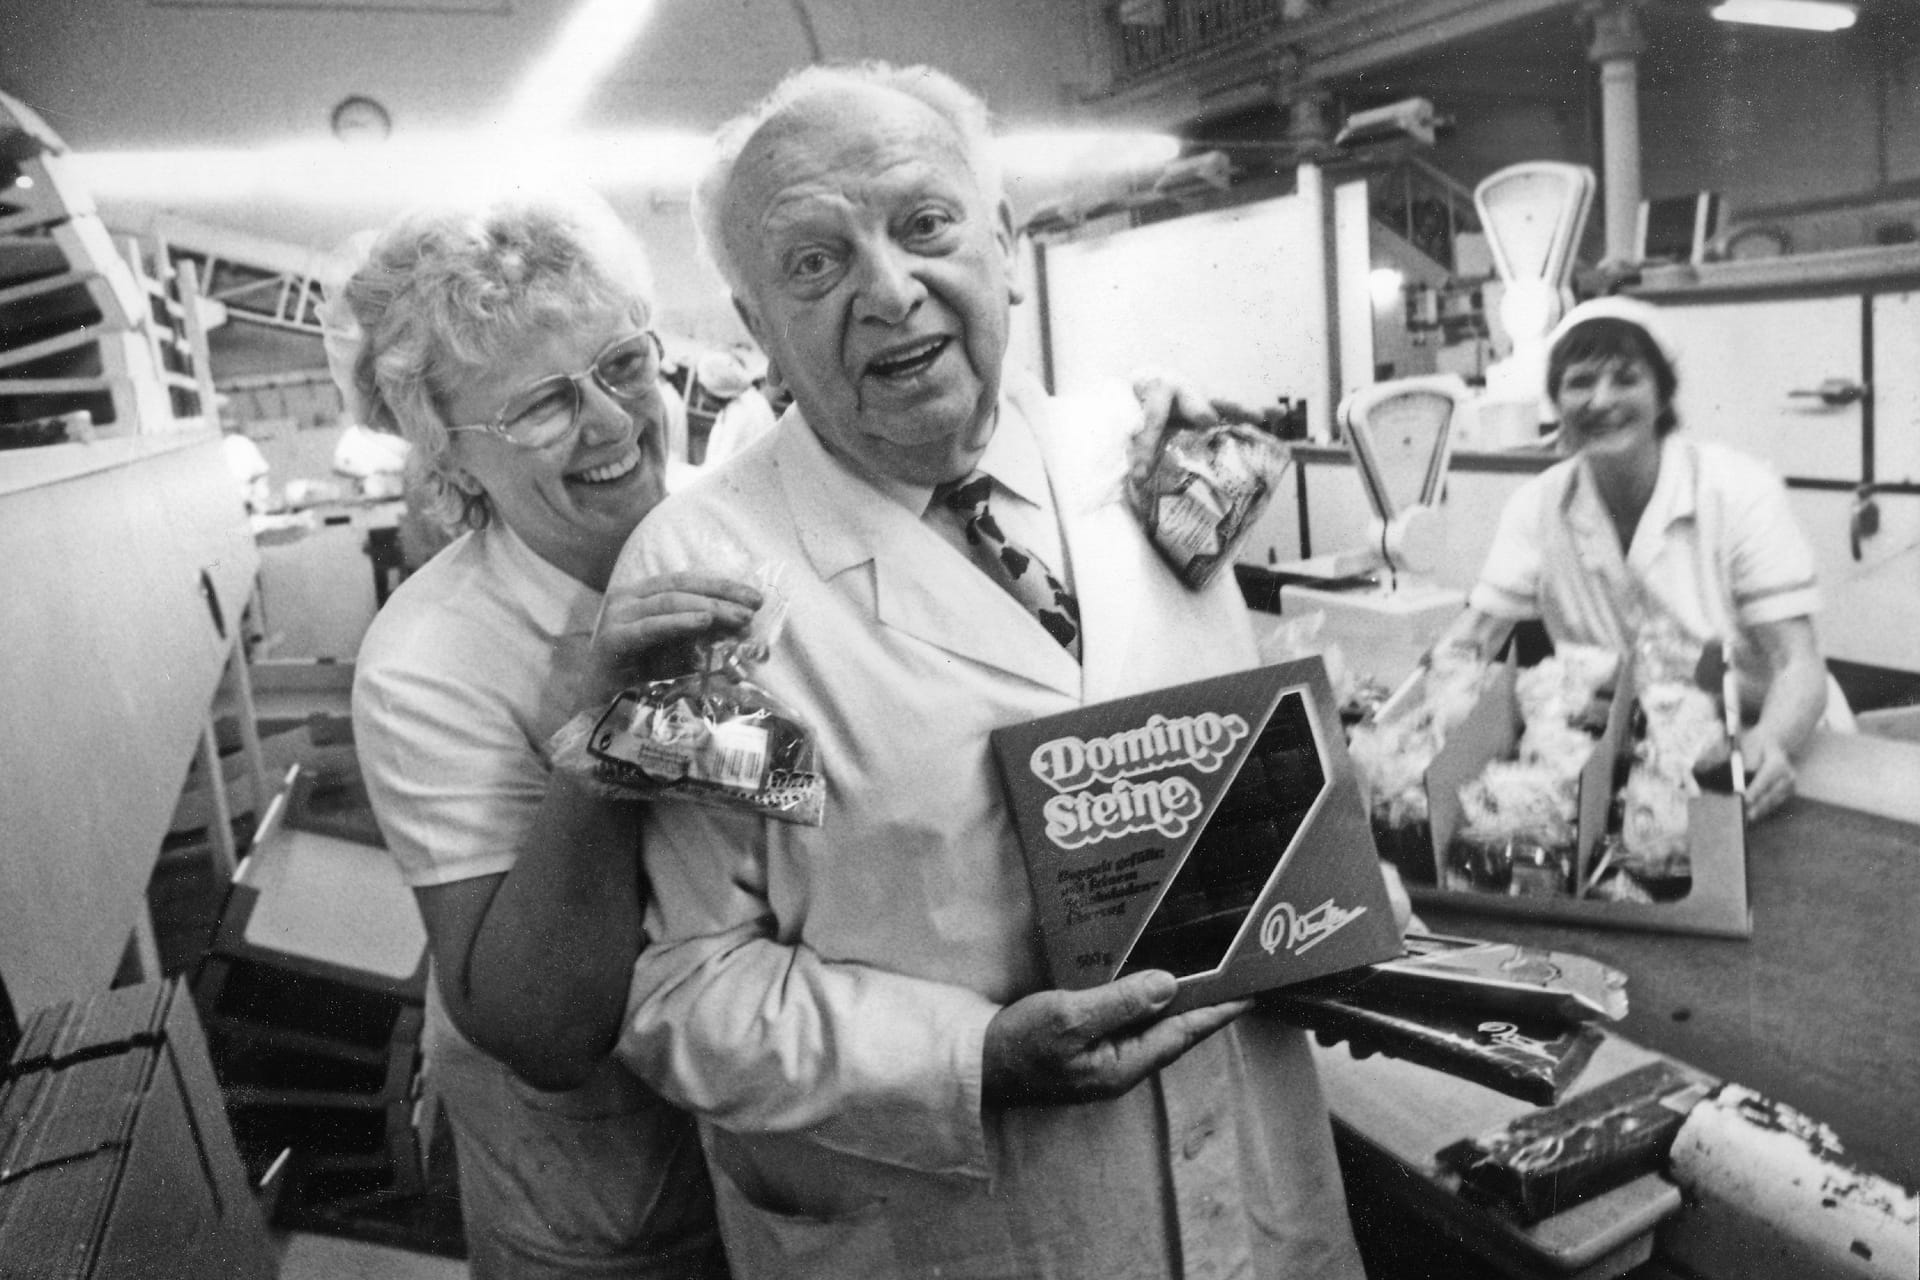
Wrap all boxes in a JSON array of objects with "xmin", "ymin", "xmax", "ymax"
[{"xmin": 610, "ymin": 63, "xmax": 1365, "ymax": 1279}]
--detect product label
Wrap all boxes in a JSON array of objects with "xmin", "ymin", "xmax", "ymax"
[{"xmin": 696, "ymin": 720, "xmax": 769, "ymax": 791}]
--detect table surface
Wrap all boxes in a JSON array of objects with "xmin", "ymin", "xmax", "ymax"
[{"xmin": 1421, "ymin": 796, "xmax": 1920, "ymax": 1191}]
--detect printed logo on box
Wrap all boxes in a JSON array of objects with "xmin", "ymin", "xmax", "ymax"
[
  {"xmin": 1028, "ymin": 712, "xmax": 1250, "ymax": 848},
  {"xmin": 1260, "ymin": 898, "xmax": 1370, "ymax": 957}
]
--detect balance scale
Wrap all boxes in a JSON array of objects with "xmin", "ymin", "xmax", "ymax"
[
  {"xmin": 1279, "ymin": 376, "xmax": 1470, "ymax": 693},
  {"xmin": 1472, "ymin": 160, "xmax": 1596, "ymax": 446}
]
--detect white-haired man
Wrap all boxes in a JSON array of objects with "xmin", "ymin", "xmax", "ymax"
[{"xmin": 610, "ymin": 63, "xmax": 1366, "ymax": 1280}]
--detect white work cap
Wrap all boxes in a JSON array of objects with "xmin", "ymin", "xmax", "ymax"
[{"xmin": 1545, "ymin": 295, "xmax": 1679, "ymax": 372}]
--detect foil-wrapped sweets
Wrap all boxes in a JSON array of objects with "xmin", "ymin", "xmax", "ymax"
[
  {"xmin": 1127, "ymin": 413, "xmax": 1291, "ymax": 588},
  {"xmin": 554, "ymin": 557, "xmax": 827, "ymax": 826},
  {"xmin": 586, "ymin": 670, "xmax": 824, "ymax": 825}
]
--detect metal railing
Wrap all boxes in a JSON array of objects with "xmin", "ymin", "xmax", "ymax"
[
  {"xmin": 1354, "ymin": 148, "xmax": 1481, "ymax": 275},
  {"xmin": 1112, "ymin": 0, "xmax": 1292, "ymax": 80}
]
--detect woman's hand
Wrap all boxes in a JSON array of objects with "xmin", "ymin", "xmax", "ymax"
[
  {"xmin": 1738, "ymin": 616, "xmax": 1830, "ymax": 822},
  {"xmin": 586, "ymin": 571, "xmax": 763, "ymax": 704},
  {"xmin": 1739, "ymin": 726, "xmax": 1797, "ymax": 821}
]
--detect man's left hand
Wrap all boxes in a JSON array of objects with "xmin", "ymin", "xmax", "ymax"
[
  {"xmin": 1131, "ymin": 370, "xmax": 1263, "ymax": 438},
  {"xmin": 982, "ymin": 970, "xmax": 1249, "ymax": 1108}
]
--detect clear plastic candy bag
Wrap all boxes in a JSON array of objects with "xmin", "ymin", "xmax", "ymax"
[
  {"xmin": 555, "ymin": 558, "xmax": 825, "ymax": 825},
  {"xmin": 1126, "ymin": 410, "xmax": 1291, "ymax": 588}
]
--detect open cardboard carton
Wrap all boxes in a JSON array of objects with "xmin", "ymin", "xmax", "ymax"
[
  {"xmin": 990, "ymin": 656, "xmax": 1404, "ymax": 1015},
  {"xmin": 1404, "ymin": 649, "xmax": 1751, "ymax": 938}
]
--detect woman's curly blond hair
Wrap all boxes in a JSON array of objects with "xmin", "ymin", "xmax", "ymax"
[{"xmin": 337, "ymin": 193, "xmax": 653, "ymax": 531}]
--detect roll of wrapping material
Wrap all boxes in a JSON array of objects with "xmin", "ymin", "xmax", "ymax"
[{"xmin": 1663, "ymin": 1084, "xmax": 1919, "ymax": 1280}]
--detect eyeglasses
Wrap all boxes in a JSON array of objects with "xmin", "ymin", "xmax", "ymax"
[{"xmin": 446, "ymin": 330, "xmax": 662, "ymax": 449}]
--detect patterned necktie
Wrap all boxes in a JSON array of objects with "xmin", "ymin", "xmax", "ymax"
[{"xmin": 937, "ymin": 471, "xmax": 1081, "ymax": 660}]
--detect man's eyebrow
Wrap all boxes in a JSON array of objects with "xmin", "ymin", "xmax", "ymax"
[{"xmin": 758, "ymin": 190, "xmax": 848, "ymax": 234}]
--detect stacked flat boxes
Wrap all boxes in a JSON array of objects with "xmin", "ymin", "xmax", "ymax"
[
  {"xmin": 1, "ymin": 92, "xmax": 215, "ymax": 444},
  {"xmin": 0, "ymin": 980, "xmax": 276, "ymax": 1279},
  {"xmin": 191, "ymin": 764, "xmax": 435, "ymax": 1228}
]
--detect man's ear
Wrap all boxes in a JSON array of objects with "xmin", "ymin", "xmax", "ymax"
[
  {"xmin": 731, "ymin": 294, "xmax": 763, "ymax": 343},
  {"xmin": 733, "ymin": 296, "xmax": 786, "ymax": 392},
  {"xmin": 995, "ymin": 199, "xmax": 1025, "ymax": 307}
]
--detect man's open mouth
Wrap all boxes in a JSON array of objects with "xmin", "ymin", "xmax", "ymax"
[{"xmin": 865, "ymin": 336, "xmax": 949, "ymax": 381}]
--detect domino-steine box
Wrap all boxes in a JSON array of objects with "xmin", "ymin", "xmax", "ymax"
[{"xmin": 991, "ymin": 657, "xmax": 1403, "ymax": 1013}]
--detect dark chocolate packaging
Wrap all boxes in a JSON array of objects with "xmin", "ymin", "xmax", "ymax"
[
  {"xmin": 1265, "ymin": 989, "xmax": 1606, "ymax": 1105},
  {"xmin": 990, "ymin": 657, "xmax": 1403, "ymax": 1014},
  {"xmin": 1436, "ymin": 1058, "xmax": 1713, "ymax": 1219}
]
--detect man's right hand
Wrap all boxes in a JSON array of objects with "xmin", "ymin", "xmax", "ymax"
[{"xmin": 982, "ymin": 970, "xmax": 1249, "ymax": 1108}]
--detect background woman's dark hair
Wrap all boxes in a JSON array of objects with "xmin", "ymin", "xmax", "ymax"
[{"xmin": 1546, "ymin": 316, "xmax": 1680, "ymax": 436}]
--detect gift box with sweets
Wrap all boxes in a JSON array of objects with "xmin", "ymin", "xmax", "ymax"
[
  {"xmin": 1351, "ymin": 632, "xmax": 1750, "ymax": 938},
  {"xmin": 989, "ymin": 656, "xmax": 1404, "ymax": 1015}
]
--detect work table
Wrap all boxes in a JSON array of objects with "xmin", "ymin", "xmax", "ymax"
[
  {"xmin": 1317, "ymin": 727, "xmax": 1920, "ymax": 1278},
  {"xmin": 1421, "ymin": 790, "xmax": 1919, "ymax": 1192}
]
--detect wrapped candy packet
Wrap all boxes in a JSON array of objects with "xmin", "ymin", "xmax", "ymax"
[
  {"xmin": 1448, "ymin": 761, "xmax": 1580, "ymax": 896},
  {"xmin": 1126, "ymin": 410, "xmax": 1291, "ymax": 588},
  {"xmin": 1611, "ymin": 678, "xmax": 1733, "ymax": 883},
  {"xmin": 1265, "ymin": 931, "xmax": 1625, "ymax": 1104},
  {"xmin": 558, "ymin": 559, "xmax": 826, "ymax": 825},
  {"xmin": 585, "ymin": 669, "xmax": 824, "ymax": 825},
  {"xmin": 1514, "ymin": 643, "xmax": 1618, "ymax": 732},
  {"xmin": 1437, "ymin": 1058, "xmax": 1713, "ymax": 1220},
  {"xmin": 1269, "ymin": 988, "xmax": 1605, "ymax": 1106},
  {"xmin": 1352, "ymin": 931, "xmax": 1628, "ymax": 1023},
  {"xmin": 1348, "ymin": 643, "xmax": 1492, "ymax": 885},
  {"xmin": 1444, "ymin": 645, "xmax": 1620, "ymax": 899}
]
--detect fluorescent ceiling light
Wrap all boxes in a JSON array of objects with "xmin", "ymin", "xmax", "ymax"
[
  {"xmin": 996, "ymin": 130, "xmax": 1181, "ymax": 179},
  {"xmin": 70, "ymin": 129, "xmax": 711, "ymax": 206},
  {"xmin": 70, "ymin": 129, "xmax": 1181, "ymax": 208},
  {"xmin": 505, "ymin": 0, "xmax": 660, "ymax": 132},
  {"xmin": 1711, "ymin": 0, "xmax": 1857, "ymax": 32}
]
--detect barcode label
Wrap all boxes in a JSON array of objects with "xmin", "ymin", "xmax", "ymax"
[{"xmin": 697, "ymin": 721, "xmax": 769, "ymax": 792}]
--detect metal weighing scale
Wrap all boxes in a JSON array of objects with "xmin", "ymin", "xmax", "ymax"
[
  {"xmin": 1472, "ymin": 160, "xmax": 1595, "ymax": 446},
  {"xmin": 1279, "ymin": 375, "xmax": 1470, "ymax": 694}
]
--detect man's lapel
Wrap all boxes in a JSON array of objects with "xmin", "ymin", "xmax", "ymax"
[
  {"xmin": 777, "ymin": 411, "xmax": 1081, "ymax": 697},
  {"xmin": 1018, "ymin": 379, "xmax": 1147, "ymax": 702}
]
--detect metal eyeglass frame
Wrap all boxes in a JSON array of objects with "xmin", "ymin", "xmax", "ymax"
[{"xmin": 444, "ymin": 330, "xmax": 663, "ymax": 448}]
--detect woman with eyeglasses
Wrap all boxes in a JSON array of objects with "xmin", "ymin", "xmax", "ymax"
[{"xmin": 338, "ymin": 193, "xmax": 754, "ymax": 1279}]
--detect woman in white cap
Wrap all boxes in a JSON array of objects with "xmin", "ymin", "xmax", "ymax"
[{"xmin": 1444, "ymin": 295, "xmax": 1839, "ymax": 821}]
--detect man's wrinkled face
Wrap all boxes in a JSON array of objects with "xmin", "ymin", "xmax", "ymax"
[{"xmin": 723, "ymin": 85, "xmax": 1017, "ymax": 487}]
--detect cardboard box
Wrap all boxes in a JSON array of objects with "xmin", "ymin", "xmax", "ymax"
[
  {"xmin": 1402, "ymin": 655, "xmax": 1751, "ymax": 938},
  {"xmin": 991, "ymin": 657, "xmax": 1403, "ymax": 1014},
  {"xmin": 0, "ymin": 979, "xmax": 276, "ymax": 1279}
]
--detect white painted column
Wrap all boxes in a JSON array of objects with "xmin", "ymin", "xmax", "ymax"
[{"xmin": 1586, "ymin": 2, "xmax": 1644, "ymax": 267}]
